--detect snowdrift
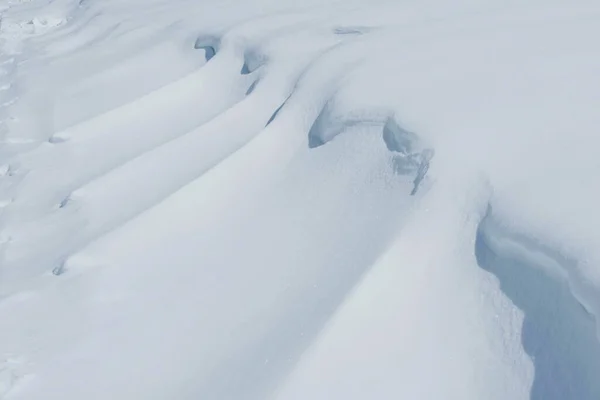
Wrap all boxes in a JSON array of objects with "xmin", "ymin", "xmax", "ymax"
[{"xmin": 1, "ymin": 0, "xmax": 600, "ymax": 399}]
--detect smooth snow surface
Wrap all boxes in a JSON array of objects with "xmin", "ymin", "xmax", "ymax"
[{"xmin": 1, "ymin": 0, "xmax": 600, "ymax": 399}]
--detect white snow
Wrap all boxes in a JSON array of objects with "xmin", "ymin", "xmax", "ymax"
[{"xmin": 1, "ymin": 0, "xmax": 600, "ymax": 399}]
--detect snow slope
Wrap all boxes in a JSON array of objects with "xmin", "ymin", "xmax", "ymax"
[{"xmin": 1, "ymin": 0, "xmax": 600, "ymax": 399}]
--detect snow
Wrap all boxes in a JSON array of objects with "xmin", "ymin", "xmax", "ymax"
[{"xmin": 1, "ymin": 0, "xmax": 600, "ymax": 399}]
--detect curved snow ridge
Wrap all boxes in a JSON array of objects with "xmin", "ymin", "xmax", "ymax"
[
  {"xmin": 9, "ymin": 126, "xmax": 416, "ymax": 400},
  {"xmin": 271, "ymin": 172, "xmax": 535, "ymax": 400},
  {"xmin": 1, "ymin": 14, "xmax": 370, "ymax": 289},
  {"xmin": 476, "ymin": 209, "xmax": 600, "ymax": 399},
  {"xmin": 20, "ymin": 13, "xmax": 320, "ymax": 145},
  {"xmin": 306, "ymin": 91, "xmax": 432, "ymax": 155},
  {"xmin": 58, "ymin": 27, "xmax": 377, "ymax": 273},
  {"xmin": 46, "ymin": 44, "xmax": 245, "ymax": 144},
  {"xmin": 309, "ymin": 106, "xmax": 434, "ymax": 195},
  {"xmin": 8, "ymin": 12, "xmax": 352, "ymax": 183},
  {"xmin": 8, "ymin": 49, "xmax": 247, "ymax": 205},
  {"xmin": 307, "ymin": 95, "xmax": 390, "ymax": 148},
  {"xmin": 55, "ymin": 41, "xmax": 341, "ymax": 276},
  {"xmin": 0, "ymin": 37, "xmax": 252, "ymax": 290},
  {"xmin": 49, "ymin": 26, "xmax": 208, "ymax": 131},
  {"xmin": 479, "ymin": 212, "xmax": 600, "ymax": 341},
  {"xmin": 12, "ymin": 25, "xmax": 352, "ymax": 281},
  {"xmin": 2, "ymin": 22, "xmax": 202, "ymax": 145}
]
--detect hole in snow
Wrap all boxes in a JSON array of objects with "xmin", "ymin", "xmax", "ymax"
[
  {"xmin": 240, "ymin": 49, "xmax": 265, "ymax": 75},
  {"xmin": 240, "ymin": 62, "xmax": 251, "ymax": 75},
  {"xmin": 197, "ymin": 45, "xmax": 216, "ymax": 62},
  {"xmin": 194, "ymin": 35, "xmax": 219, "ymax": 62}
]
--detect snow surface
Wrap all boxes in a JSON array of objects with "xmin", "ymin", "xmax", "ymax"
[{"xmin": 1, "ymin": 0, "xmax": 600, "ymax": 398}]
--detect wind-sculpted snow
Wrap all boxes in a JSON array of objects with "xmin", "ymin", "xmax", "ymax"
[
  {"xmin": 476, "ymin": 212, "xmax": 600, "ymax": 399},
  {"xmin": 1, "ymin": 0, "xmax": 599, "ymax": 399}
]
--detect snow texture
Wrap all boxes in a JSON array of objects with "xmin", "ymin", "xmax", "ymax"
[{"xmin": 1, "ymin": 0, "xmax": 600, "ymax": 399}]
